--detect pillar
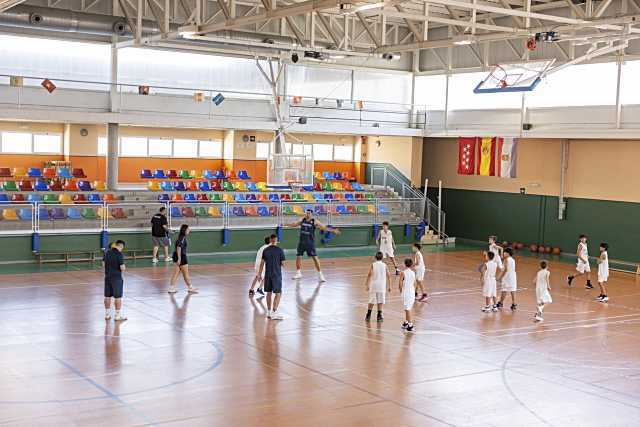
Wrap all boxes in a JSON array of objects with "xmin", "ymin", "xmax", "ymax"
[{"xmin": 107, "ymin": 123, "xmax": 119, "ymax": 190}]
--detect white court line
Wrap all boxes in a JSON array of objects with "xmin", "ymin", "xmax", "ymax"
[{"xmin": 483, "ymin": 313, "xmax": 640, "ymax": 334}]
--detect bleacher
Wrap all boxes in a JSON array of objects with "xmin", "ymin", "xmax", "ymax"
[{"xmin": 0, "ymin": 166, "xmax": 425, "ymax": 233}]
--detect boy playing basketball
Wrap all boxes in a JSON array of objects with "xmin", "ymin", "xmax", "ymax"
[
  {"xmin": 364, "ymin": 252, "xmax": 392, "ymax": 322},
  {"xmin": 481, "ymin": 251, "xmax": 498, "ymax": 312},
  {"xmin": 568, "ymin": 234, "xmax": 593, "ymax": 289},
  {"xmin": 412, "ymin": 243, "xmax": 428, "ymax": 302},
  {"xmin": 376, "ymin": 222, "xmax": 399, "ymax": 275},
  {"xmin": 488, "ymin": 235, "xmax": 504, "ymax": 271},
  {"xmin": 496, "ymin": 247, "xmax": 517, "ymax": 311},
  {"xmin": 399, "ymin": 258, "xmax": 416, "ymax": 332},
  {"xmin": 596, "ymin": 242, "xmax": 609, "ymax": 303},
  {"xmin": 534, "ymin": 261, "xmax": 552, "ymax": 322},
  {"xmin": 248, "ymin": 236, "xmax": 270, "ymax": 297}
]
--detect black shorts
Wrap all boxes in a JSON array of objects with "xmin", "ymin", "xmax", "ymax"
[
  {"xmin": 104, "ymin": 277, "xmax": 124, "ymax": 299},
  {"xmin": 264, "ymin": 276, "xmax": 282, "ymax": 293},
  {"xmin": 296, "ymin": 240, "xmax": 317, "ymax": 257},
  {"xmin": 172, "ymin": 252, "xmax": 188, "ymax": 266}
]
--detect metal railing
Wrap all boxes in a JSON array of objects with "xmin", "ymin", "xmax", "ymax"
[{"xmin": 0, "ymin": 198, "xmax": 424, "ymax": 235}]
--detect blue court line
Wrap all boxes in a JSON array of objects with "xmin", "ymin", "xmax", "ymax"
[{"xmin": 53, "ymin": 356, "xmax": 156, "ymax": 426}]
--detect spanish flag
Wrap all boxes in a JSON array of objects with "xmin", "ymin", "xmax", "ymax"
[{"xmin": 476, "ymin": 137, "xmax": 496, "ymax": 176}]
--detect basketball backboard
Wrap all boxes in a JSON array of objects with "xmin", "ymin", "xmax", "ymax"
[{"xmin": 473, "ymin": 60, "xmax": 555, "ymax": 94}]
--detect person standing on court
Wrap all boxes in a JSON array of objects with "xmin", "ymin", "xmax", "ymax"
[
  {"xmin": 168, "ymin": 224, "xmax": 199, "ymax": 294},
  {"xmin": 287, "ymin": 209, "xmax": 340, "ymax": 283},
  {"xmin": 257, "ymin": 234, "xmax": 286, "ymax": 319},
  {"xmin": 103, "ymin": 240, "xmax": 127, "ymax": 321},
  {"xmin": 151, "ymin": 206, "xmax": 172, "ymax": 264}
]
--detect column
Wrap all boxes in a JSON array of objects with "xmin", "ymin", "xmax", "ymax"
[{"xmin": 107, "ymin": 123, "xmax": 119, "ymax": 190}]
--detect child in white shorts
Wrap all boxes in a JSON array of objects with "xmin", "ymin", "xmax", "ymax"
[
  {"xmin": 534, "ymin": 261, "xmax": 552, "ymax": 322},
  {"xmin": 412, "ymin": 243, "xmax": 428, "ymax": 302},
  {"xmin": 399, "ymin": 258, "xmax": 416, "ymax": 332},
  {"xmin": 481, "ymin": 251, "xmax": 498, "ymax": 313},
  {"xmin": 365, "ymin": 252, "xmax": 391, "ymax": 322},
  {"xmin": 596, "ymin": 242, "xmax": 609, "ymax": 303},
  {"xmin": 377, "ymin": 221, "xmax": 399, "ymax": 275},
  {"xmin": 497, "ymin": 247, "xmax": 517, "ymax": 311}
]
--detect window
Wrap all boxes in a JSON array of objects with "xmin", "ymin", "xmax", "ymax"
[
  {"xmin": 333, "ymin": 145, "xmax": 353, "ymax": 161},
  {"xmin": 199, "ymin": 139, "xmax": 222, "ymax": 158},
  {"xmin": 120, "ymin": 137, "xmax": 148, "ymax": 156},
  {"xmin": 313, "ymin": 144, "xmax": 333, "ymax": 161},
  {"xmin": 291, "ymin": 144, "xmax": 313, "ymax": 156},
  {"xmin": 148, "ymin": 138, "xmax": 173, "ymax": 157},
  {"xmin": 173, "ymin": 139, "xmax": 198, "ymax": 158},
  {"xmin": 256, "ymin": 142, "xmax": 270, "ymax": 159},
  {"xmin": 414, "ymin": 75, "xmax": 447, "ymax": 110},
  {"xmin": 98, "ymin": 137, "xmax": 108, "ymax": 155},
  {"xmin": 448, "ymin": 72, "xmax": 523, "ymax": 110},
  {"xmin": 1, "ymin": 132, "xmax": 31, "ymax": 153},
  {"xmin": 33, "ymin": 134, "xmax": 62, "ymax": 154}
]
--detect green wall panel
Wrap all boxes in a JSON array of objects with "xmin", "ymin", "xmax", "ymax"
[{"xmin": 0, "ymin": 235, "xmax": 34, "ymax": 262}]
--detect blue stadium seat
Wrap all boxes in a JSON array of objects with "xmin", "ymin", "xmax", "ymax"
[
  {"xmin": 245, "ymin": 193, "xmax": 257, "ymax": 202},
  {"xmin": 39, "ymin": 208, "xmax": 50, "ymax": 220},
  {"xmin": 352, "ymin": 182, "xmax": 363, "ymax": 191},
  {"xmin": 184, "ymin": 193, "xmax": 197, "ymax": 202},
  {"xmin": 160, "ymin": 181, "xmax": 174, "ymax": 191},
  {"xmin": 268, "ymin": 193, "xmax": 279, "ymax": 202},
  {"xmin": 57, "ymin": 168, "xmax": 72, "ymax": 179},
  {"xmin": 170, "ymin": 206, "xmax": 182, "ymax": 218},
  {"xmin": 18, "ymin": 208, "xmax": 32, "ymax": 221},
  {"xmin": 27, "ymin": 194, "xmax": 41, "ymax": 204},
  {"xmin": 234, "ymin": 194, "xmax": 246, "ymax": 202},
  {"xmin": 257, "ymin": 206, "xmax": 270, "ymax": 216},
  {"xmin": 51, "ymin": 208, "xmax": 66, "ymax": 220},
  {"xmin": 313, "ymin": 193, "xmax": 323, "ymax": 201},
  {"xmin": 34, "ymin": 180, "xmax": 49, "ymax": 191},
  {"xmin": 333, "ymin": 172, "xmax": 343, "ymax": 180},
  {"xmin": 232, "ymin": 206, "xmax": 245, "ymax": 216},
  {"xmin": 238, "ymin": 170, "xmax": 250, "ymax": 180},
  {"xmin": 202, "ymin": 170, "xmax": 215, "ymax": 180},
  {"xmin": 88, "ymin": 194, "xmax": 102, "ymax": 204},
  {"xmin": 158, "ymin": 194, "xmax": 170, "ymax": 202},
  {"xmin": 28, "ymin": 168, "xmax": 42, "ymax": 178},
  {"xmin": 323, "ymin": 193, "xmax": 333, "ymax": 200},
  {"xmin": 174, "ymin": 181, "xmax": 187, "ymax": 191},
  {"xmin": 246, "ymin": 182, "xmax": 258, "ymax": 192},
  {"xmin": 378, "ymin": 204, "xmax": 389, "ymax": 214},
  {"xmin": 140, "ymin": 169, "xmax": 153, "ymax": 179},
  {"xmin": 322, "ymin": 171, "xmax": 333, "ymax": 180},
  {"xmin": 336, "ymin": 205, "xmax": 348, "ymax": 215},
  {"xmin": 345, "ymin": 193, "xmax": 354, "ymax": 200},
  {"xmin": 198, "ymin": 181, "xmax": 211, "ymax": 192},
  {"xmin": 77, "ymin": 181, "xmax": 93, "ymax": 191},
  {"xmin": 0, "ymin": 194, "xmax": 9, "ymax": 204},
  {"xmin": 213, "ymin": 170, "xmax": 225, "ymax": 179},
  {"xmin": 67, "ymin": 207, "xmax": 82, "ymax": 219},
  {"xmin": 153, "ymin": 169, "xmax": 167, "ymax": 179},
  {"xmin": 314, "ymin": 205, "xmax": 327, "ymax": 215}
]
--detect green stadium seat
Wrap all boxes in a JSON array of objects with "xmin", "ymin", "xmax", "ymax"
[
  {"xmin": 2, "ymin": 181, "xmax": 18, "ymax": 191},
  {"xmin": 81, "ymin": 207, "xmax": 97, "ymax": 220}
]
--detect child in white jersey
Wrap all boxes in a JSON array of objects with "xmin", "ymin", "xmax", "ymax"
[
  {"xmin": 365, "ymin": 252, "xmax": 392, "ymax": 322},
  {"xmin": 496, "ymin": 247, "xmax": 518, "ymax": 311},
  {"xmin": 376, "ymin": 221, "xmax": 399, "ymax": 275},
  {"xmin": 596, "ymin": 242, "xmax": 609, "ymax": 303},
  {"xmin": 412, "ymin": 243, "xmax": 428, "ymax": 302},
  {"xmin": 534, "ymin": 261, "xmax": 552, "ymax": 322},
  {"xmin": 568, "ymin": 234, "xmax": 593, "ymax": 289},
  {"xmin": 488, "ymin": 235, "xmax": 504, "ymax": 272},
  {"xmin": 399, "ymin": 258, "xmax": 416, "ymax": 332},
  {"xmin": 481, "ymin": 251, "xmax": 498, "ymax": 312},
  {"xmin": 248, "ymin": 236, "xmax": 271, "ymax": 297}
]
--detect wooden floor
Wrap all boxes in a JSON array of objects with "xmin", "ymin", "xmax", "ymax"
[{"xmin": 1, "ymin": 249, "xmax": 640, "ymax": 426}]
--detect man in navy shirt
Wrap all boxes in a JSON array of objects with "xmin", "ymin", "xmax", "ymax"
[
  {"xmin": 258, "ymin": 234, "xmax": 286, "ymax": 320},
  {"xmin": 103, "ymin": 240, "xmax": 127, "ymax": 321},
  {"xmin": 288, "ymin": 209, "xmax": 340, "ymax": 282}
]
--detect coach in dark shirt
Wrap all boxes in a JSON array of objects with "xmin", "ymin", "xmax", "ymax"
[
  {"xmin": 103, "ymin": 240, "xmax": 127, "ymax": 321},
  {"xmin": 258, "ymin": 234, "xmax": 286, "ymax": 320},
  {"xmin": 151, "ymin": 207, "xmax": 171, "ymax": 264}
]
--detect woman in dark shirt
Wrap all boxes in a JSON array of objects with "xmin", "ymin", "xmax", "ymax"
[{"xmin": 168, "ymin": 224, "xmax": 198, "ymax": 294}]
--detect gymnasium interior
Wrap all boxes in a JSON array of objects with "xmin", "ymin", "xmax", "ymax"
[{"xmin": 0, "ymin": 0, "xmax": 639, "ymax": 425}]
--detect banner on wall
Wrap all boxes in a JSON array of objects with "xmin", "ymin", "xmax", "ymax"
[
  {"xmin": 496, "ymin": 137, "xmax": 518, "ymax": 178},
  {"xmin": 476, "ymin": 137, "xmax": 496, "ymax": 176},
  {"xmin": 457, "ymin": 137, "xmax": 477, "ymax": 175}
]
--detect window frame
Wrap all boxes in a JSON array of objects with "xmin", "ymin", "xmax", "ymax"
[
  {"xmin": 198, "ymin": 139, "xmax": 223, "ymax": 159},
  {"xmin": 256, "ymin": 141, "xmax": 270, "ymax": 159},
  {"xmin": 148, "ymin": 137, "xmax": 174, "ymax": 158},
  {"xmin": 332, "ymin": 144, "xmax": 353, "ymax": 162},
  {"xmin": 119, "ymin": 136, "xmax": 149, "ymax": 157},
  {"xmin": 0, "ymin": 131, "xmax": 64, "ymax": 155}
]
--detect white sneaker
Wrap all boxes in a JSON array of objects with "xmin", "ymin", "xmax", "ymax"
[
  {"xmin": 318, "ymin": 272, "xmax": 326, "ymax": 282},
  {"xmin": 293, "ymin": 271, "xmax": 302, "ymax": 279},
  {"xmin": 151, "ymin": 258, "xmax": 159, "ymax": 264},
  {"xmin": 534, "ymin": 315, "xmax": 543, "ymax": 322},
  {"xmin": 114, "ymin": 313, "xmax": 128, "ymax": 321},
  {"xmin": 105, "ymin": 312, "xmax": 112, "ymax": 320},
  {"xmin": 270, "ymin": 311, "xmax": 284, "ymax": 320},
  {"xmin": 187, "ymin": 287, "xmax": 199, "ymax": 294},
  {"xmin": 481, "ymin": 305, "xmax": 492, "ymax": 313},
  {"xmin": 164, "ymin": 257, "xmax": 172, "ymax": 262},
  {"xmin": 266, "ymin": 310, "xmax": 272, "ymax": 318},
  {"xmin": 168, "ymin": 287, "xmax": 177, "ymax": 294}
]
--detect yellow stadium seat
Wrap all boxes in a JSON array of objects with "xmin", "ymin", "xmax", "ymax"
[
  {"xmin": 208, "ymin": 206, "xmax": 223, "ymax": 217},
  {"xmin": 147, "ymin": 181, "xmax": 160, "ymax": 191},
  {"xmin": 97, "ymin": 207, "xmax": 112, "ymax": 219},
  {"xmin": 93, "ymin": 181, "xmax": 107, "ymax": 191},
  {"xmin": 12, "ymin": 167, "xmax": 27, "ymax": 177},
  {"xmin": 256, "ymin": 182, "xmax": 268, "ymax": 191},
  {"xmin": 313, "ymin": 171, "xmax": 323, "ymax": 180},
  {"xmin": 235, "ymin": 181, "xmax": 248, "ymax": 191},
  {"xmin": 333, "ymin": 182, "xmax": 344, "ymax": 191},
  {"xmin": 2, "ymin": 208, "xmax": 18, "ymax": 220},
  {"xmin": 367, "ymin": 204, "xmax": 375, "ymax": 214},
  {"xmin": 303, "ymin": 193, "xmax": 314, "ymax": 201},
  {"xmin": 58, "ymin": 193, "xmax": 72, "ymax": 204},
  {"xmin": 190, "ymin": 169, "xmax": 200, "ymax": 179},
  {"xmin": 293, "ymin": 205, "xmax": 305, "ymax": 215},
  {"xmin": 223, "ymin": 193, "xmax": 234, "ymax": 202}
]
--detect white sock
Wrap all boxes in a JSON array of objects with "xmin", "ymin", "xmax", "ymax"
[
  {"xmin": 105, "ymin": 309, "xmax": 110, "ymax": 316},
  {"xmin": 115, "ymin": 310, "xmax": 121, "ymax": 316}
]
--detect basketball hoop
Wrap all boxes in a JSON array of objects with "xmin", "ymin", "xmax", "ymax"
[{"xmin": 473, "ymin": 60, "xmax": 555, "ymax": 94}]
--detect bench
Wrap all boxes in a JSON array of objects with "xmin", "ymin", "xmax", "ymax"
[
  {"xmin": 609, "ymin": 258, "xmax": 640, "ymax": 275},
  {"xmin": 34, "ymin": 248, "xmax": 155, "ymax": 264}
]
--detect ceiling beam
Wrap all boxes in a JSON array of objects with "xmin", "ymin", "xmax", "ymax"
[
  {"xmin": 315, "ymin": 11, "xmax": 341, "ymax": 47},
  {"xmin": 355, "ymin": 12, "xmax": 381, "ymax": 48},
  {"xmin": 0, "ymin": 0, "xmax": 27, "ymax": 12}
]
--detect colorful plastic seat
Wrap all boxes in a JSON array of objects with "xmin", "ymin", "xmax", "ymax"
[
  {"xmin": 111, "ymin": 208, "xmax": 127, "ymax": 219},
  {"xmin": 11, "ymin": 194, "xmax": 25, "ymax": 202},
  {"xmin": 27, "ymin": 194, "xmax": 41, "ymax": 204},
  {"xmin": 333, "ymin": 172, "xmax": 343, "ymax": 180},
  {"xmin": 58, "ymin": 194, "xmax": 72, "ymax": 204},
  {"xmin": 225, "ymin": 170, "xmax": 237, "ymax": 180},
  {"xmin": 312, "ymin": 193, "xmax": 323, "ymax": 201},
  {"xmin": 333, "ymin": 182, "xmax": 344, "ymax": 191},
  {"xmin": 292, "ymin": 193, "xmax": 304, "ymax": 201},
  {"xmin": 347, "ymin": 205, "xmax": 357, "ymax": 214},
  {"xmin": 334, "ymin": 193, "xmax": 344, "ymax": 200},
  {"xmin": 178, "ymin": 170, "xmax": 191, "ymax": 179},
  {"xmin": 268, "ymin": 194, "xmax": 279, "ymax": 203},
  {"xmin": 210, "ymin": 193, "xmax": 223, "ymax": 202},
  {"xmin": 181, "ymin": 207, "xmax": 195, "ymax": 218},
  {"xmin": 63, "ymin": 180, "xmax": 78, "ymax": 191},
  {"xmin": 2, "ymin": 208, "xmax": 18, "ymax": 220},
  {"xmin": 246, "ymin": 193, "xmax": 257, "ymax": 202},
  {"xmin": 223, "ymin": 181, "xmax": 235, "ymax": 191},
  {"xmin": 378, "ymin": 205, "xmax": 390, "ymax": 214},
  {"xmin": 238, "ymin": 170, "xmax": 250, "ymax": 180},
  {"xmin": 196, "ymin": 193, "xmax": 209, "ymax": 202},
  {"xmin": 67, "ymin": 207, "xmax": 82, "ymax": 219},
  {"xmin": 2, "ymin": 181, "xmax": 18, "ymax": 191},
  {"xmin": 154, "ymin": 169, "xmax": 167, "ymax": 179},
  {"xmin": 322, "ymin": 171, "xmax": 333, "ymax": 180},
  {"xmin": 257, "ymin": 206, "xmax": 271, "ymax": 216},
  {"xmin": 0, "ymin": 194, "xmax": 9, "ymax": 204},
  {"xmin": 245, "ymin": 206, "xmax": 258, "ymax": 216},
  {"xmin": 166, "ymin": 169, "xmax": 178, "ymax": 179},
  {"xmin": 18, "ymin": 181, "xmax": 33, "ymax": 192},
  {"xmin": 148, "ymin": 181, "xmax": 160, "ymax": 191},
  {"xmin": 234, "ymin": 193, "xmax": 246, "ymax": 202},
  {"xmin": 213, "ymin": 170, "xmax": 225, "ymax": 179},
  {"xmin": 140, "ymin": 169, "xmax": 153, "ymax": 179},
  {"xmin": 174, "ymin": 181, "xmax": 187, "ymax": 191},
  {"xmin": 368, "ymin": 205, "xmax": 376, "ymax": 214},
  {"xmin": 195, "ymin": 207, "xmax": 209, "ymax": 217},
  {"xmin": 96, "ymin": 207, "xmax": 111, "ymax": 219},
  {"xmin": 234, "ymin": 181, "xmax": 247, "ymax": 191},
  {"xmin": 256, "ymin": 182, "xmax": 268, "ymax": 192},
  {"xmin": 51, "ymin": 208, "xmax": 66, "ymax": 220},
  {"xmin": 202, "ymin": 170, "xmax": 215, "ymax": 180},
  {"xmin": 0, "ymin": 168, "xmax": 11, "ymax": 177},
  {"xmin": 171, "ymin": 194, "xmax": 184, "ymax": 202},
  {"xmin": 43, "ymin": 168, "xmax": 56, "ymax": 179},
  {"xmin": 198, "ymin": 181, "xmax": 211, "ymax": 192},
  {"xmin": 352, "ymin": 182, "xmax": 364, "ymax": 191},
  {"xmin": 343, "ymin": 182, "xmax": 353, "ymax": 191},
  {"xmin": 190, "ymin": 170, "xmax": 199, "ymax": 179},
  {"xmin": 158, "ymin": 194, "xmax": 170, "ymax": 202},
  {"xmin": 345, "ymin": 193, "xmax": 354, "ymax": 201},
  {"xmin": 184, "ymin": 193, "xmax": 197, "ymax": 202},
  {"xmin": 293, "ymin": 205, "xmax": 305, "ymax": 215},
  {"xmin": 335, "ymin": 205, "xmax": 348, "ymax": 215},
  {"xmin": 246, "ymin": 182, "xmax": 258, "ymax": 192},
  {"xmin": 103, "ymin": 194, "xmax": 115, "ymax": 202},
  {"xmin": 93, "ymin": 181, "xmax": 106, "ymax": 192},
  {"xmin": 72, "ymin": 194, "xmax": 87, "ymax": 203},
  {"xmin": 304, "ymin": 193, "xmax": 315, "ymax": 202},
  {"xmin": 323, "ymin": 193, "xmax": 333, "ymax": 200},
  {"xmin": 81, "ymin": 207, "xmax": 97, "ymax": 219},
  {"xmin": 48, "ymin": 180, "xmax": 63, "ymax": 191},
  {"xmin": 280, "ymin": 194, "xmax": 291, "ymax": 201},
  {"xmin": 355, "ymin": 193, "xmax": 364, "ymax": 200},
  {"xmin": 187, "ymin": 181, "xmax": 198, "ymax": 191},
  {"xmin": 43, "ymin": 194, "xmax": 58, "ymax": 204},
  {"xmin": 160, "ymin": 181, "xmax": 174, "ymax": 191},
  {"xmin": 72, "ymin": 168, "xmax": 86, "ymax": 178},
  {"xmin": 268, "ymin": 206, "xmax": 279, "ymax": 216},
  {"xmin": 210, "ymin": 181, "xmax": 223, "ymax": 191},
  {"xmin": 365, "ymin": 193, "xmax": 374, "ymax": 200},
  {"xmin": 77, "ymin": 181, "xmax": 92, "ymax": 191},
  {"xmin": 257, "ymin": 194, "xmax": 268, "ymax": 202},
  {"xmin": 34, "ymin": 180, "xmax": 49, "ymax": 191},
  {"xmin": 231, "ymin": 206, "xmax": 245, "ymax": 216},
  {"xmin": 208, "ymin": 206, "xmax": 223, "ymax": 217},
  {"xmin": 12, "ymin": 167, "xmax": 27, "ymax": 178},
  {"xmin": 28, "ymin": 167, "xmax": 42, "ymax": 178},
  {"xmin": 282, "ymin": 206, "xmax": 295, "ymax": 216},
  {"xmin": 88, "ymin": 194, "xmax": 102, "ymax": 204},
  {"xmin": 57, "ymin": 168, "xmax": 72, "ymax": 179},
  {"xmin": 39, "ymin": 208, "xmax": 50, "ymax": 220}
]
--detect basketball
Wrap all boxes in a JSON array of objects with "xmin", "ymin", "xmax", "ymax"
[
  {"xmin": 502, "ymin": 241, "xmax": 509, "ymax": 247},
  {"xmin": 517, "ymin": 242, "xmax": 524, "ymax": 250},
  {"xmin": 545, "ymin": 246, "xmax": 552, "ymax": 254},
  {"xmin": 529, "ymin": 244, "xmax": 538, "ymax": 253},
  {"xmin": 538, "ymin": 245, "xmax": 546, "ymax": 253},
  {"xmin": 552, "ymin": 247, "xmax": 561, "ymax": 255}
]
